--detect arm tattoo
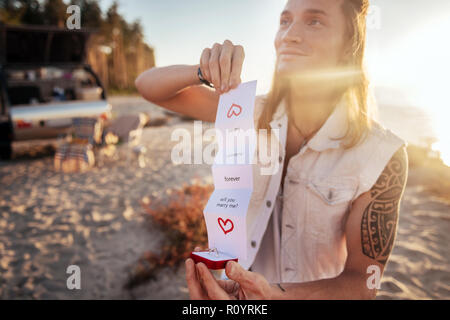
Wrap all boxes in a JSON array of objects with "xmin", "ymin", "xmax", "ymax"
[{"xmin": 361, "ymin": 147, "xmax": 408, "ymax": 265}]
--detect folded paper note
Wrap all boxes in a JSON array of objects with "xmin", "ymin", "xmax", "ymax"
[
  {"xmin": 215, "ymin": 81, "xmax": 257, "ymax": 131},
  {"xmin": 195, "ymin": 80, "xmax": 257, "ymax": 268}
]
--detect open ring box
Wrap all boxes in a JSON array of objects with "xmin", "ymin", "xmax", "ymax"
[{"xmin": 190, "ymin": 248, "xmax": 238, "ymax": 270}]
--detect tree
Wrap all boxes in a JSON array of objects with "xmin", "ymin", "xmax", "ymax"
[
  {"xmin": 20, "ymin": 0, "xmax": 44, "ymax": 25},
  {"xmin": 104, "ymin": 1, "xmax": 129, "ymax": 89},
  {"xmin": 0, "ymin": 0, "xmax": 44, "ymax": 25},
  {"xmin": 43, "ymin": 0, "xmax": 67, "ymax": 27},
  {"xmin": 70, "ymin": 0, "xmax": 102, "ymax": 29}
]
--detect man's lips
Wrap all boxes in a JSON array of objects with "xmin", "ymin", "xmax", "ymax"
[{"xmin": 278, "ymin": 49, "xmax": 308, "ymax": 57}]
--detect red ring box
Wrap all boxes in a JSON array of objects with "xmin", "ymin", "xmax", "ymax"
[{"xmin": 190, "ymin": 251, "xmax": 238, "ymax": 270}]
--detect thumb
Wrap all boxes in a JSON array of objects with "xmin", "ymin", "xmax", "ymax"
[{"xmin": 225, "ymin": 261, "xmax": 249, "ymax": 283}]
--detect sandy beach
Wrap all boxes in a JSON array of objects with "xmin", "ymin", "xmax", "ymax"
[{"xmin": 0, "ymin": 96, "xmax": 449, "ymax": 299}]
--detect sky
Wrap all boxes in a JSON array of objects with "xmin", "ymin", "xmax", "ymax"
[
  {"xmin": 97, "ymin": 0, "xmax": 450, "ymax": 164},
  {"xmin": 96, "ymin": 0, "xmax": 450, "ymax": 94}
]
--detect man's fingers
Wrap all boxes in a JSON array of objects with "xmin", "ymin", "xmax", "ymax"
[
  {"xmin": 217, "ymin": 279, "xmax": 240, "ymax": 296},
  {"xmin": 225, "ymin": 261, "xmax": 255, "ymax": 287},
  {"xmin": 185, "ymin": 258, "xmax": 207, "ymax": 300},
  {"xmin": 209, "ymin": 43, "xmax": 222, "ymax": 92},
  {"xmin": 219, "ymin": 40, "xmax": 233, "ymax": 92},
  {"xmin": 217, "ymin": 279, "xmax": 235, "ymax": 292},
  {"xmin": 229, "ymin": 45, "xmax": 244, "ymax": 89},
  {"xmin": 200, "ymin": 48, "xmax": 212, "ymax": 82},
  {"xmin": 196, "ymin": 263, "xmax": 232, "ymax": 300},
  {"xmin": 200, "ymin": 41, "xmax": 244, "ymax": 93}
]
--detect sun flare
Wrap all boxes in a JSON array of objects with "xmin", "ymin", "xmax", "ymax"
[{"xmin": 368, "ymin": 14, "xmax": 450, "ymax": 166}]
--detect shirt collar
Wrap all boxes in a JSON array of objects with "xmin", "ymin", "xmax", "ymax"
[{"xmin": 270, "ymin": 94, "xmax": 348, "ymax": 152}]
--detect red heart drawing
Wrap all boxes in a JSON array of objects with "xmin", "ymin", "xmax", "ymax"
[
  {"xmin": 218, "ymin": 218, "xmax": 234, "ymax": 235},
  {"xmin": 227, "ymin": 104, "xmax": 242, "ymax": 118}
]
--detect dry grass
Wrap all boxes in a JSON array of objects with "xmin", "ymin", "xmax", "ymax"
[{"xmin": 125, "ymin": 183, "xmax": 212, "ymax": 288}]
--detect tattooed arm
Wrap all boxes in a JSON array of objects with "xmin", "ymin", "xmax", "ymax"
[
  {"xmin": 270, "ymin": 146, "xmax": 409, "ymax": 299},
  {"xmin": 359, "ymin": 147, "xmax": 408, "ymax": 265},
  {"xmin": 342, "ymin": 145, "xmax": 408, "ymax": 296}
]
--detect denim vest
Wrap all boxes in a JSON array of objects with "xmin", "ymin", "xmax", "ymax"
[{"xmin": 240, "ymin": 94, "xmax": 407, "ymax": 283}]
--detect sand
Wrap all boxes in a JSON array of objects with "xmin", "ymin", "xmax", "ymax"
[{"xmin": 0, "ymin": 96, "xmax": 449, "ymax": 299}]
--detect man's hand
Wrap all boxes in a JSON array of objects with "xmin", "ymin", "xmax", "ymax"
[
  {"xmin": 185, "ymin": 247, "xmax": 240, "ymax": 300},
  {"xmin": 185, "ymin": 258, "xmax": 210, "ymax": 300},
  {"xmin": 222, "ymin": 261, "xmax": 280, "ymax": 300},
  {"xmin": 186, "ymin": 252, "xmax": 282, "ymax": 300},
  {"xmin": 185, "ymin": 258, "xmax": 240, "ymax": 300}
]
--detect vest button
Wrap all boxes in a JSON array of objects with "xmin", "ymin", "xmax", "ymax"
[
  {"xmin": 251, "ymin": 241, "xmax": 257, "ymax": 248},
  {"xmin": 278, "ymin": 156, "xmax": 283, "ymax": 163},
  {"xmin": 266, "ymin": 200, "xmax": 272, "ymax": 208}
]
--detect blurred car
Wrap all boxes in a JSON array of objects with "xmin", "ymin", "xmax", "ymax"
[{"xmin": 0, "ymin": 23, "xmax": 111, "ymax": 159}]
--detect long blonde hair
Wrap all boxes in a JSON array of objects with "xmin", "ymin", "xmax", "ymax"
[{"xmin": 258, "ymin": 0, "xmax": 372, "ymax": 149}]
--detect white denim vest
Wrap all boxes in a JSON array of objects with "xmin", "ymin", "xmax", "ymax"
[{"xmin": 239, "ymin": 94, "xmax": 407, "ymax": 284}]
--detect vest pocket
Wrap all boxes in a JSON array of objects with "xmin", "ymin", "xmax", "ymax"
[
  {"xmin": 308, "ymin": 176, "xmax": 357, "ymax": 206},
  {"xmin": 305, "ymin": 176, "xmax": 357, "ymax": 243}
]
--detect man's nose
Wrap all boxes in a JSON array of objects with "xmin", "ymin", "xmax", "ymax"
[{"xmin": 282, "ymin": 22, "xmax": 304, "ymax": 44}]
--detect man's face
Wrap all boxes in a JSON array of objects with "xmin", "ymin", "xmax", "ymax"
[{"xmin": 274, "ymin": 0, "xmax": 349, "ymax": 78}]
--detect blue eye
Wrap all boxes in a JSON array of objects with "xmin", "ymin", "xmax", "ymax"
[{"xmin": 280, "ymin": 19, "xmax": 289, "ymax": 26}]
